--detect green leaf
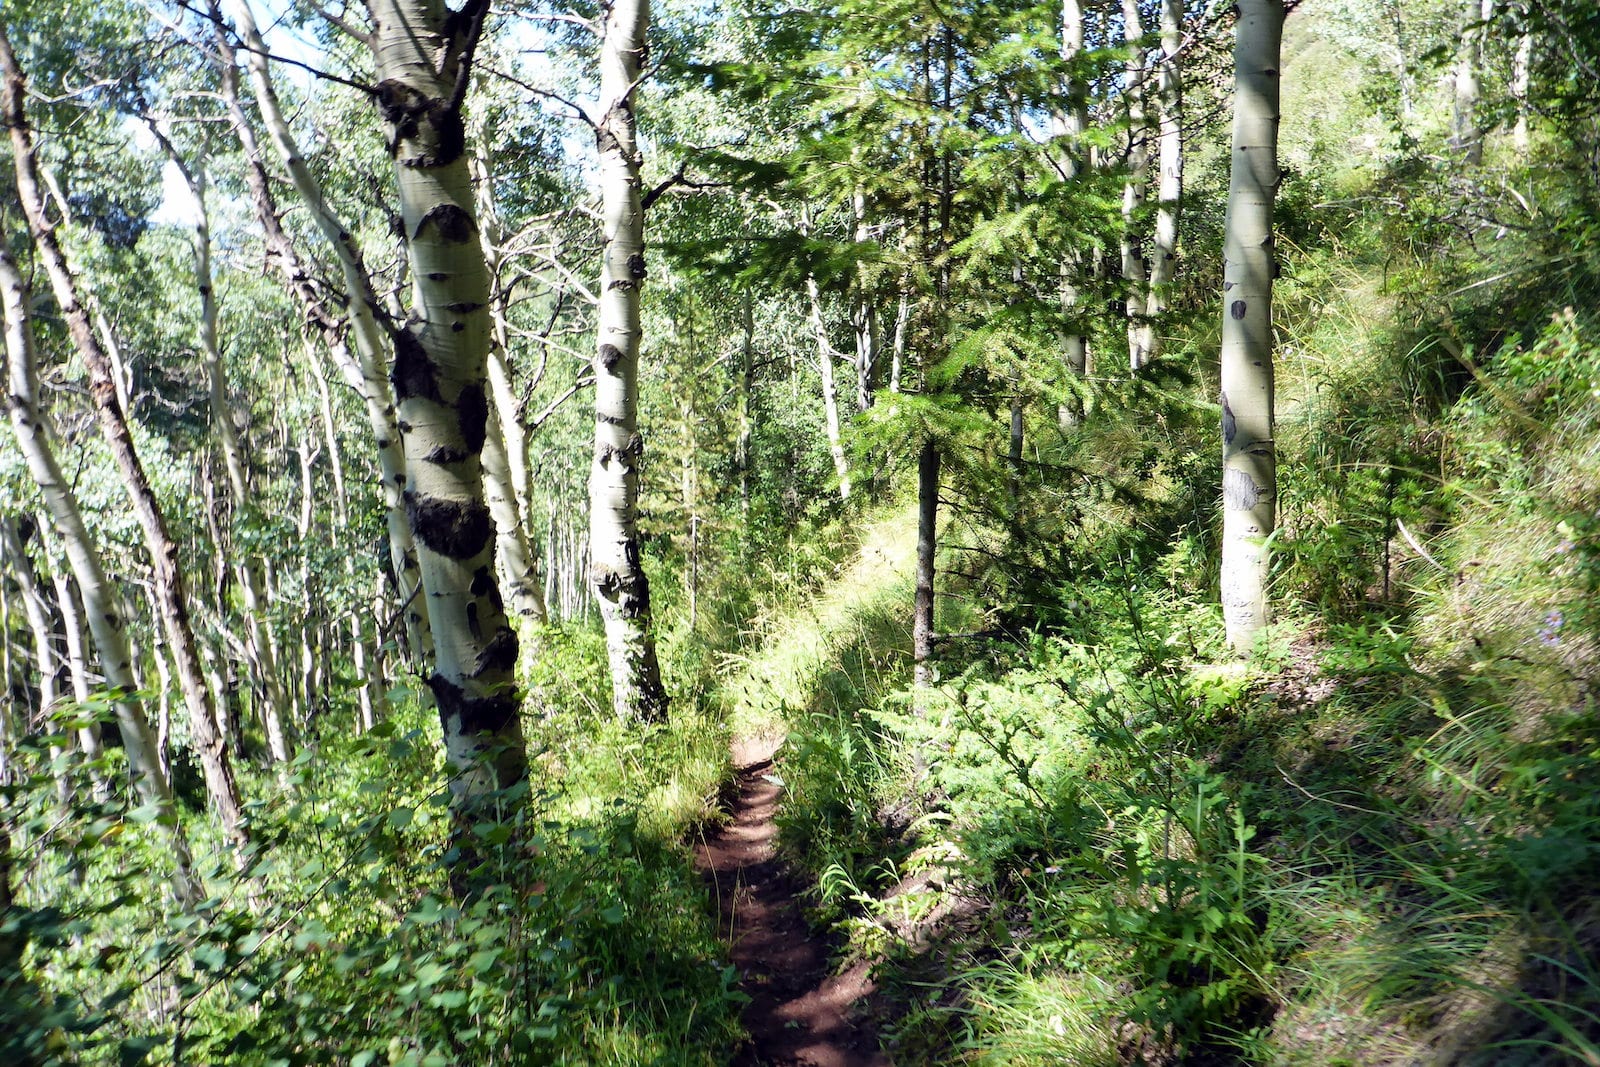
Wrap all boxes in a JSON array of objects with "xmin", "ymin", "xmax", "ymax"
[{"xmin": 119, "ymin": 1037, "xmax": 161, "ymax": 1066}]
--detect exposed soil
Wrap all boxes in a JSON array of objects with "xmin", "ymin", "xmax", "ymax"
[{"xmin": 694, "ymin": 737, "xmax": 892, "ymax": 1067}]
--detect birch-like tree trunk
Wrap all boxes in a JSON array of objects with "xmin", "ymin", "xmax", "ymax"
[
  {"xmin": 1512, "ymin": 22, "xmax": 1532, "ymax": 152},
  {"xmin": 1121, "ymin": 0, "xmax": 1153, "ymax": 372},
  {"xmin": 806, "ymin": 271, "xmax": 853, "ymax": 502},
  {"xmin": 152, "ymin": 134, "xmax": 294, "ymax": 766},
  {"xmin": 364, "ymin": 0, "xmax": 527, "ymax": 797},
  {"xmin": 589, "ymin": 0, "xmax": 669, "ymax": 721},
  {"xmin": 1142, "ymin": 0, "xmax": 1184, "ymax": 364},
  {"xmin": 222, "ymin": 0, "xmax": 432, "ymax": 662},
  {"xmin": 1219, "ymin": 0, "xmax": 1283, "ymax": 655},
  {"xmin": 1451, "ymin": 0, "xmax": 1488, "ymax": 164},
  {"xmin": 51, "ymin": 570, "xmax": 109, "ymax": 801},
  {"xmin": 1056, "ymin": 0, "xmax": 1089, "ymax": 423},
  {"xmin": 0, "ymin": 228, "xmax": 203, "ymax": 906},
  {"xmin": 1, "ymin": 29, "xmax": 249, "ymax": 848},
  {"xmin": 470, "ymin": 141, "xmax": 547, "ymax": 623}
]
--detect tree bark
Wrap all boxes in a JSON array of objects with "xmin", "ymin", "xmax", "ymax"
[
  {"xmin": 589, "ymin": 0, "xmax": 669, "ymax": 721},
  {"xmin": 471, "ymin": 140, "xmax": 548, "ymax": 623},
  {"xmin": 0, "ymin": 227, "xmax": 203, "ymax": 905},
  {"xmin": 1143, "ymin": 0, "xmax": 1184, "ymax": 364},
  {"xmin": 0, "ymin": 30, "xmax": 248, "ymax": 850},
  {"xmin": 1056, "ymin": 0, "xmax": 1089, "ymax": 424},
  {"xmin": 1450, "ymin": 0, "xmax": 1487, "ymax": 164},
  {"xmin": 1219, "ymin": 0, "xmax": 1283, "ymax": 655},
  {"xmin": 1512, "ymin": 20, "xmax": 1532, "ymax": 151},
  {"xmin": 913, "ymin": 440, "xmax": 940, "ymax": 714},
  {"xmin": 364, "ymin": 0, "xmax": 528, "ymax": 798},
  {"xmin": 222, "ymin": 0, "xmax": 433, "ymax": 663},
  {"xmin": 1121, "ymin": 0, "xmax": 1153, "ymax": 372},
  {"xmin": 806, "ymin": 270, "xmax": 853, "ymax": 502},
  {"xmin": 152, "ymin": 132, "xmax": 293, "ymax": 766}
]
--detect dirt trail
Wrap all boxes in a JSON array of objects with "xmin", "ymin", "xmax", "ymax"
[{"xmin": 694, "ymin": 738, "xmax": 891, "ymax": 1067}]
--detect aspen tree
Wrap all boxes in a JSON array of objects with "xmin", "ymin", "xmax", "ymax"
[
  {"xmin": 470, "ymin": 139, "xmax": 548, "ymax": 623},
  {"xmin": 1143, "ymin": 0, "xmax": 1184, "ymax": 364},
  {"xmin": 0, "ymin": 26, "xmax": 249, "ymax": 848},
  {"xmin": 1121, "ymin": 0, "xmax": 1153, "ymax": 371},
  {"xmin": 363, "ymin": 0, "xmax": 528, "ymax": 796},
  {"xmin": 1219, "ymin": 0, "xmax": 1283, "ymax": 654},
  {"xmin": 590, "ymin": 0, "xmax": 669, "ymax": 721},
  {"xmin": 1056, "ymin": 0, "xmax": 1089, "ymax": 423},
  {"xmin": 148, "ymin": 129, "xmax": 293, "ymax": 765},
  {"xmin": 0, "ymin": 228, "xmax": 203, "ymax": 907},
  {"xmin": 222, "ymin": 0, "xmax": 434, "ymax": 663}
]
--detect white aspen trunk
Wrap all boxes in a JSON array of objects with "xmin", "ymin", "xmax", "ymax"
[
  {"xmin": 223, "ymin": 0, "xmax": 432, "ymax": 661},
  {"xmin": 160, "ymin": 140, "xmax": 294, "ymax": 766},
  {"xmin": 1451, "ymin": 0, "xmax": 1486, "ymax": 164},
  {"xmin": 51, "ymin": 570, "xmax": 109, "ymax": 801},
  {"xmin": 1220, "ymin": 0, "xmax": 1283, "ymax": 655},
  {"xmin": 850, "ymin": 181, "xmax": 877, "ymax": 413},
  {"xmin": 470, "ymin": 142, "xmax": 547, "ymax": 624},
  {"xmin": 0, "ymin": 230, "xmax": 202, "ymax": 906},
  {"xmin": 1512, "ymin": 17, "xmax": 1532, "ymax": 151},
  {"xmin": 589, "ymin": 0, "xmax": 669, "ymax": 721},
  {"xmin": 1056, "ymin": 0, "xmax": 1088, "ymax": 425},
  {"xmin": 889, "ymin": 289, "xmax": 909, "ymax": 394},
  {"xmin": 365, "ymin": 0, "xmax": 528, "ymax": 799},
  {"xmin": 0, "ymin": 35, "xmax": 249, "ymax": 849},
  {"xmin": 806, "ymin": 271, "xmax": 853, "ymax": 502},
  {"xmin": 1144, "ymin": 0, "xmax": 1184, "ymax": 365},
  {"xmin": 1121, "ymin": 0, "xmax": 1152, "ymax": 371}
]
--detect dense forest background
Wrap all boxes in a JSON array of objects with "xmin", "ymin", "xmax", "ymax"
[{"xmin": 2, "ymin": 0, "xmax": 1599, "ymax": 1063}]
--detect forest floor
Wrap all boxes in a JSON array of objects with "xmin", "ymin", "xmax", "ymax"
[{"xmin": 694, "ymin": 734, "xmax": 892, "ymax": 1067}]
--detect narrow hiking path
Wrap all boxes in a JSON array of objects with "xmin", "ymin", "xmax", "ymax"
[
  {"xmin": 695, "ymin": 508, "xmax": 919, "ymax": 1066},
  {"xmin": 694, "ymin": 737, "xmax": 892, "ymax": 1067}
]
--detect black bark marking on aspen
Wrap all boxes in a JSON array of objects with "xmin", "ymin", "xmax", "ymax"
[
  {"xmin": 472, "ymin": 627, "xmax": 518, "ymax": 679},
  {"xmin": 469, "ymin": 566, "xmax": 494, "ymax": 598},
  {"xmin": 429, "ymin": 104, "xmax": 466, "ymax": 167},
  {"xmin": 626, "ymin": 253, "xmax": 647, "ymax": 280},
  {"xmin": 1230, "ymin": 300, "xmax": 1248, "ymax": 320},
  {"xmin": 452, "ymin": 321, "xmax": 465, "ymax": 332},
  {"xmin": 428, "ymin": 272, "xmax": 450, "ymax": 282},
  {"xmin": 425, "ymin": 444, "xmax": 470, "ymax": 464},
  {"xmin": 198, "ymin": 284, "xmax": 211, "ymax": 297},
  {"xmin": 446, "ymin": 301, "xmax": 483, "ymax": 314},
  {"xmin": 597, "ymin": 412, "xmax": 626, "ymax": 426},
  {"xmin": 457, "ymin": 383, "xmax": 488, "ymax": 455},
  {"xmin": 377, "ymin": 438, "xmax": 392, "ymax": 450},
  {"xmin": 467, "ymin": 600, "xmax": 482, "ymax": 640},
  {"xmin": 398, "ymin": 420, "xmax": 414, "ymax": 433},
  {"xmin": 608, "ymin": 279, "xmax": 636, "ymax": 292},
  {"xmin": 406, "ymin": 492, "xmax": 493, "ymax": 560},
  {"xmin": 599, "ymin": 344, "xmax": 624, "ymax": 372},
  {"xmin": 375, "ymin": 79, "xmax": 428, "ymax": 144},
  {"xmin": 417, "ymin": 204, "xmax": 477, "ymax": 243},
  {"xmin": 427, "ymin": 673, "xmax": 517, "ymax": 737},
  {"xmin": 623, "ymin": 432, "xmax": 644, "ymax": 459},
  {"xmin": 596, "ymin": 126, "xmax": 621, "ymax": 156},
  {"xmin": 105, "ymin": 612, "xmax": 119, "ymax": 628},
  {"xmin": 392, "ymin": 330, "xmax": 442, "ymax": 402},
  {"xmin": 1221, "ymin": 392, "xmax": 1237, "ymax": 446}
]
